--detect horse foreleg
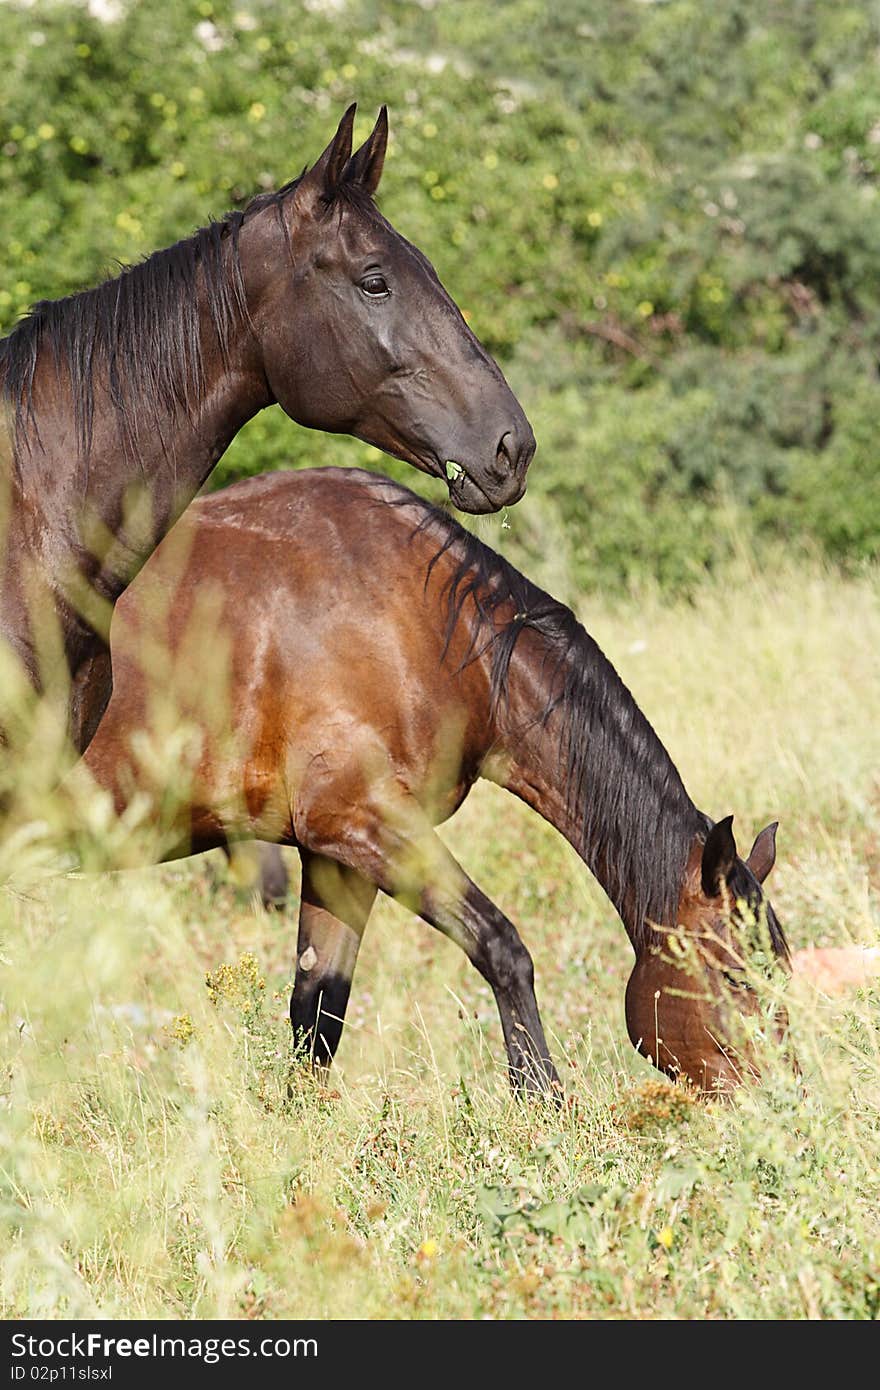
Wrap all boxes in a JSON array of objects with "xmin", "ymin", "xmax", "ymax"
[
  {"xmin": 418, "ymin": 864, "xmax": 561, "ymax": 1098},
  {"xmin": 303, "ymin": 792, "xmax": 561, "ymax": 1098},
  {"xmin": 290, "ymin": 850, "xmax": 376, "ymax": 1069}
]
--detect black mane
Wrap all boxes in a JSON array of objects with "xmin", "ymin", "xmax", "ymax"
[
  {"xmin": 0, "ymin": 177, "xmax": 301, "ymax": 462},
  {"xmin": 375, "ymin": 478, "xmax": 787, "ymax": 957}
]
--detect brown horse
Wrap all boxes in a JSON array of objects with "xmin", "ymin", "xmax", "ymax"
[
  {"xmin": 76, "ymin": 468, "xmax": 790, "ymax": 1096},
  {"xmin": 0, "ymin": 106, "xmax": 533, "ymax": 756}
]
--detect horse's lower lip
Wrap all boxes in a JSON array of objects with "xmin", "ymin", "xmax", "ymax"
[
  {"xmin": 448, "ymin": 471, "xmax": 498, "ymax": 514},
  {"xmin": 449, "ymin": 470, "xmax": 526, "ymax": 513}
]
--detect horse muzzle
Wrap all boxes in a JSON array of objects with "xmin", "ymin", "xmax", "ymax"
[{"xmin": 445, "ymin": 417, "xmax": 535, "ymax": 513}]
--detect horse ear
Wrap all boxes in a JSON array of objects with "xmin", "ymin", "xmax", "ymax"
[
  {"xmin": 746, "ymin": 821, "xmax": 777, "ymax": 884},
  {"xmin": 343, "ymin": 105, "xmax": 388, "ymax": 197},
  {"xmin": 701, "ymin": 815, "xmax": 738, "ymax": 897},
  {"xmin": 296, "ymin": 104, "xmax": 357, "ymax": 208}
]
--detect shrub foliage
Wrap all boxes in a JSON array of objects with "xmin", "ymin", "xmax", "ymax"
[{"xmin": 2, "ymin": 0, "xmax": 878, "ymax": 590}]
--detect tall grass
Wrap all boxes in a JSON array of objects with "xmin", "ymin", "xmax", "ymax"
[{"xmin": 1, "ymin": 561, "xmax": 878, "ymax": 1319}]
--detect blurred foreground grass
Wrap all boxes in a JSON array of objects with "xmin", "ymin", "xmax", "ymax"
[{"xmin": 1, "ymin": 560, "xmax": 878, "ymax": 1319}]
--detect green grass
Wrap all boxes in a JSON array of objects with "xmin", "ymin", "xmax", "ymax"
[{"xmin": 1, "ymin": 561, "xmax": 879, "ymax": 1319}]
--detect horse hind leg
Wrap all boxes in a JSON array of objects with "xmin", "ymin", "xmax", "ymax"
[
  {"xmin": 290, "ymin": 850, "xmax": 377, "ymax": 1069},
  {"xmin": 258, "ymin": 842, "xmax": 290, "ymax": 907},
  {"xmin": 223, "ymin": 840, "xmax": 290, "ymax": 909}
]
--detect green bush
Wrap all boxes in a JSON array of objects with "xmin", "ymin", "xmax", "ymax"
[{"xmin": 2, "ymin": 0, "xmax": 878, "ymax": 591}]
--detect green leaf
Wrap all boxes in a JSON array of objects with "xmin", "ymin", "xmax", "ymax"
[{"xmin": 655, "ymin": 1159, "xmax": 704, "ymax": 1203}]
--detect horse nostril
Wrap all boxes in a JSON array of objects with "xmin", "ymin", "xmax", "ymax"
[
  {"xmin": 495, "ymin": 422, "xmax": 536, "ymax": 480},
  {"xmin": 496, "ymin": 431, "xmax": 514, "ymax": 471}
]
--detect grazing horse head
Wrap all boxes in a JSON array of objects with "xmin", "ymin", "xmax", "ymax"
[
  {"xmin": 625, "ymin": 818, "xmax": 790, "ymax": 1092},
  {"xmin": 239, "ymin": 105, "xmax": 534, "ymax": 512}
]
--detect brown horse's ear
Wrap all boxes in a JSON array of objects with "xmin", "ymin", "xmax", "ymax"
[
  {"xmin": 296, "ymin": 104, "xmax": 357, "ymax": 209},
  {"xmin": 746, "ymin": 821, "xmax": 777, "ymax": 884},
  {"xmin": 343, "ymin": 106, "xmax": 388, "ymax": 197},
  {"xmin": 701, "ymin": 815, "xmax": 738, "ymax": 897}
]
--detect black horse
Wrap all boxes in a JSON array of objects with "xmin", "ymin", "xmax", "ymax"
[{"xmin": 0, "ymin": 105, "xmax": 534, "ymax": 756}]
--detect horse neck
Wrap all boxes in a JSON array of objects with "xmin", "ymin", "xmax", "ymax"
[
  {"xmin": 494, "ymin": 619, "xmax": 704, "ymax": 949},
  {"xmin": 8, "ymin": 244, "xmax": 272, "ymax": 601}
]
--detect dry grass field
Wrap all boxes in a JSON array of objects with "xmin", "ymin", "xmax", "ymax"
[{"xmin": 2, "ymin": 559, "xmax": 879, "ymax": 1319}]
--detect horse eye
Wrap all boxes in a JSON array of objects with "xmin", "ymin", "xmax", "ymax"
[
  {"xmin": 360, "ymin": 274, "xmax": 389, "ymax": 298},
  {"xmin": 722, "ymin": 970, "xmax": 755, "ymax": 994}
]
